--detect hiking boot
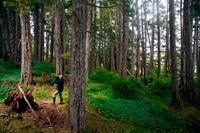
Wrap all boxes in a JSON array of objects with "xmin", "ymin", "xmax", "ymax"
[
  {"xmin": 53, "ymin": 97, "xmax": 56, "ymax": 104},
  {"xmin": 59, "ymin": 98, "xmax": 63, "ymax": 104}
]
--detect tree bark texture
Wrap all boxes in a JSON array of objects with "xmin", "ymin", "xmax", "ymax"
[
  {"xmin": 68, "ymin": 0, "xmax": 87, "ymax": 132},
  {"xmin": 20, "ymin": 12, "xmax": 32, "ymax": 85}
]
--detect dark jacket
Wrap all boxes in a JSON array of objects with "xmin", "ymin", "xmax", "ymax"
[{"xmin": 50, "ymin": 78, "xmax": 64, "ymax": 92}]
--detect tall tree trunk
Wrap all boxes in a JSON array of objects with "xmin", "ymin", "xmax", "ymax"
[
  {"xmin": 61, "ymin": 0, "xmax": 66, "ymax": 75},
  {"xmin": 50, "ymin": 11, "xmax": 55, "ymax": 62},
  {"xmin": 165, "ymin": 1, "xmax": 170, "ymax": 73},
  {"xmin": 6, "ymin": 10, "xmax": 12, "ymax": 60},
  {"xmin": 115, "ymin": 4, "xmax": 119, "ymax": 73},
  {"xmin": 141, "ymin": 2, "xmax": 144, "ymax": 77},
  {"xmin": 131, "ymin": 0, "xmax": 135, "ymax": 75},
  {"xmin": 122, "ymin": 0, "xmax": 129, "ymax": 80},
  {"xmin": 90, "ymin": 0, "xmax": 97, "ymax": 70},
  {"xmin": 14, "ymin": 11, "xmax": 19, "ymax": 62},
  {"xmin": 118, "ymin": 0, "xmax": 123, "ymax": 75},
  {"xmin": 68, "ymin": 0, "xmax": 87, "ymax": 132},
  {"xmin": 85, "ymin": 0, "xmax": 92, "ymax": 79},
  {"xmin": 136, "ymin": 0, "xmax": 141, "ymax": 81},
  {"xmin": 144, "ymin": 0, "xmax": 147, "ymax": 78},
  {"xmin": 54, "ymin": 0, "xmax": 62, "ymax": 75},
  {"xmin": 110, "ymin": 10, "xmax": 115, "ymax": 71},
  {"xmin": 150, "ymin": 0, "xmax": 155, "ymax": 70},
  {"xmin": 169, "ymin": 0, "xmax": 181, "ymax": 106},
  {"xmin": 34, "ymin": 3, "xmax": 39, "ymax": 61},
  {"xmin": 180, "ymin": 0, "xmax": 186, "ymax": 90},
  {"xmin": 39, "ymin": 4, "xmax": 45, "ymax": 62},
  {"xmin": 183, "ymin": 0, "xmax": 196, "ymax": 104},
  {"xmin": 196, "ymin": 17, "xmax": 200, "ymax": 103},
  {"xmin": 157, "ymin": 0, "xmax": 161, "ymax": 78},
  {"xmin": 46, "ymin": 32, "xmax": 50, "ymax": 61},
  {"xmin": 20, "ymin": 12, "xmax": 32, "ymax": 85}
]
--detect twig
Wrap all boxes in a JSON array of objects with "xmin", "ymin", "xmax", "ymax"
[
  {"xmin": 86, "ymin": 109, "xmax": 105, "ymax": 121},
  {"xmin": 126, "ymin": 69, "xmax": 134, "ymax": 77},
  {"xmin": 0, "ymin": 113, "xmax": 23, "ymax": 119},
  {"xmin": 47, "ymin": 117, "xmax": 52, "ymax": 126}
]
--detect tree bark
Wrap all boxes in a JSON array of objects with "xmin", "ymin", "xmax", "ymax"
[
  {"xmin": 6, "ymin": 10, "xmax": 12, "ymax": 60},
  {"xmin": 68, "ymin": 0, "xmax": 87, "ymax": 132},
  {"xmin": 39, "ymin": 4, "xmax": 45, "ymax": 62},
  {"xmin": 136, "ymin": 0, "xmax": 141, "ymax": 81},
  {"xmin": 144, "ymin": 0, "xmax": 147, "ymax": 78},
  {"xmin": 85, "ymin": 0, "xmax": 92, "ymax": 79},
  {"xmin": 150, "ymin": 0, "xmax": 155, "ymax": 70},
  {"xmin": 118, "ymin": 0, "xmax": 123, "ymax": 75},
  {"xmin": 157, "ymin": 0, "xmax": 161, "ymax": 78},
  {"xmin": 90, "ymin": 0, "xmax": 97, "ymax": 70},
  {"xmin": 20, "ymin": 12, "xmax": 32, "ymax": 85},
  {"xmin": 180, "ymin": 0, "xmax": 186, "ymax": 90},
  {"xmin": 50, "ymin": 11, "xmax": 55, "ymax": 62},
  {"xmin": 34, "ymin": 3, "xmax": 39, "ymax": 61},
  {"xmin": 110, "ymin": 10, "xmax": 115, "ymax": 71},
  {"xmin": 61, "ymin": 0, "xmax": 66, "ymax": 75},
  {"xmin": 54, "ymin": 0, "xmax": 62, "ymax": 75},
  {"xmin": 165, "ymin": 1, "xmax": 170, "ymax": 73},
  {"xmin": 131, "ymin": 0, "xmax": 135, "ymax": 75},
  {"xmin": 14, "ymin": 11, "xmax": 19, "ymax": 62},
  {"xmin": 169, "ymin": 0, "xmax": 181, "ymax": 106},
  {"xmin": 122, "ymin": 0, "xmax": 129, "ymax": 80},
  {"xmin": 183, "ymin": 0, "xmax": 196, "ymax": 104}
]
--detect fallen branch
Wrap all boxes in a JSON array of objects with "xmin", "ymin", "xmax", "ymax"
[
  {"xmin": 86, "ymin": 109, "xmax": 105, "ymax": 121},
  {"xmin": 0, "ymin": 113, "xmax": 23, "ymax": 119},
  {"xmin": 18, "ymin": 86, "xmax": 35, "ymax": 113},
  {"xmin": 126, "ymin": 69, "xmax": 134, "ymax": 77}
]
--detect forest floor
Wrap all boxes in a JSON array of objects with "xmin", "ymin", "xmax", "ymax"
[{"xmin": 1, "ymin": 60, "xmax": 200, "ymax": 132}]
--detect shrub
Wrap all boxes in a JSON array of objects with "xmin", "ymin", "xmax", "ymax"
[
  {"xmin": 32, "ymin": 62, "xmax": 56, "ymax": 77},
  {"xmin": 112, "ymin": 77, "xmax": 144, "ymax": 99}
]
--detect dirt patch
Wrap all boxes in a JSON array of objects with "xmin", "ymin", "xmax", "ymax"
[{"xmin": 23, "ymin": 102, "xmax": 66, "ymax": 129}]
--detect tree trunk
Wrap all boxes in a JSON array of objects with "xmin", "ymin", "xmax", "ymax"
[
  {"xmin": 118, "ymin": 0, "xmax": 123, "ymax": 75},
  {"xmin": 86, "ymin": 0, "xmax": 92, "ymax": 79},
  {"xmin": 150, "ymin": 0, "xmax": 155, "ymax": 70},
  {"xmin": 34, "ymin": 3, "xmax": 39, "ymax": 61},
  {"xmin": 169, "ymin": 0, "xmax": 181, "ymax": 106},
  {"xmin": 122, "ymin": 0, "xmax": 129, "ymax": 80},
  {"xmin": 46, "ymin": 32, "xmax": 50, "ymax": 61},
  {"xmin": 61, "ymin": 0, "xmax": 66, "ymax": 75},
  {"xmin": 180, "ymin": 0, "xmax": 186, "ymax": 90},
  {"xmin": 50, "ymin": 11, "xmax": 55, "ymax": 62},
  {"xmin": 183, "ymin": 0, "xmax": 196, "ymax": 104},
  {"xmin": 14, "ymin": 11, "xmax": 19, "ymax": 62},
  {"xmin": 20, "ymin": 12, "xmax": 32, "ymax": 85},
  {"xmin": 115, "ymin": 5, "xmax": 119, "ymax": 73},
  {"xmin": 39, "ymin": 4, "xmax": 45, "ymax": 62},
  {"xmin": 131, "ymin": 0, "xmax": 135, "ymax": 75},
  {"xmin": 144, "ymin": 0, "xmax": 147, "ymax": 79},
  {"xmin": 136, "ymin": 0, "xmax": 141, "ymax": 81},
  {"xmin": 54, "ymin": 0, "xmax": 62, "ymax": 75},
  {"xmin": 165, "ymin": 1, "xmax": 170, "ymax": 73},
  {"xmin": 90, "ymin": 0, "xmax": 97, "ymax": 70},
  {"xmin": 157, "ymin": 0, "xmax": 161, "ymax": 78},
  {"xmin": 6, "ymin": 10, "xmax": 12, "ymax": 60},
  {"xmin": 68, "ymin": 0, "xmax": 87, "ymax": 132},
  {"xmin": 110, "ymin": 10, "xmax": 115, "ymax": 71}
]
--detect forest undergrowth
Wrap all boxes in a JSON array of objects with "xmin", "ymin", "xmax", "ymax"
[{"xmin": 0, "ymin": 59, "xmax": 200, "ymax": 132}]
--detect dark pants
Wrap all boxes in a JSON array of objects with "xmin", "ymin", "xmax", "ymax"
[{"xmin": 53, "ymin": 90, "xmax": 62, "ymax": 99}]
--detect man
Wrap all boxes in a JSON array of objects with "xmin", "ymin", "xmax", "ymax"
[{"xmin": 50, "ymin": 75, "xmax": 64, "ymax": 104}]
